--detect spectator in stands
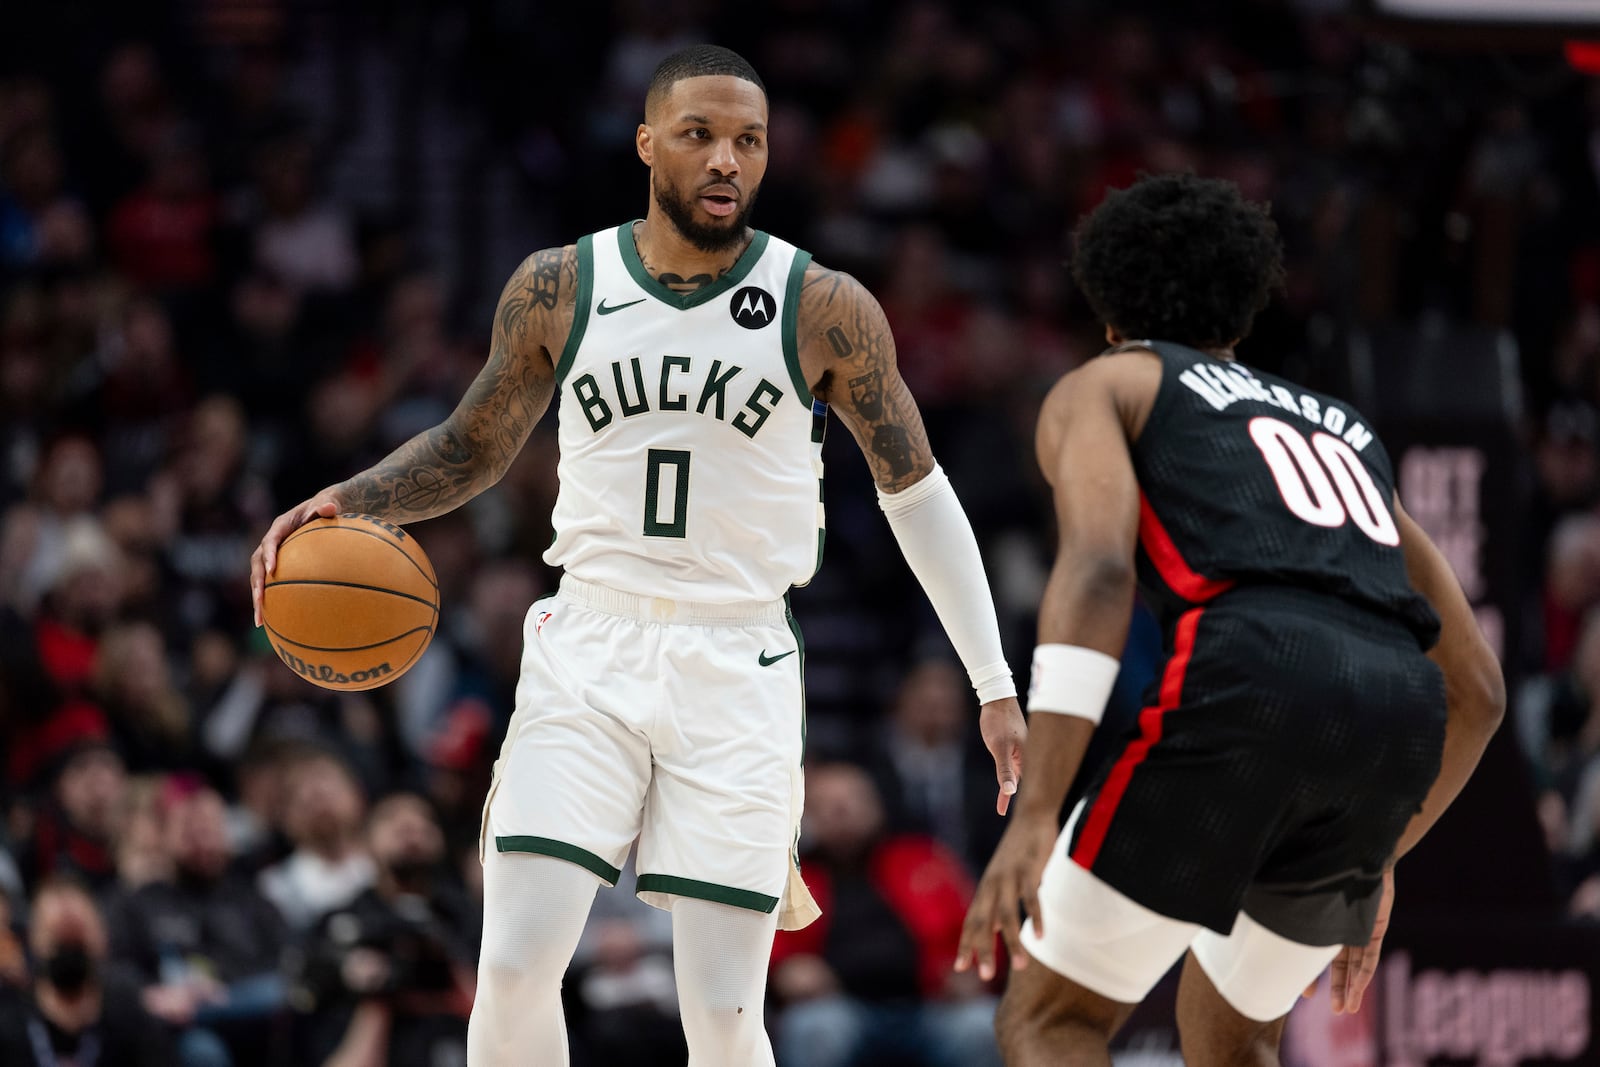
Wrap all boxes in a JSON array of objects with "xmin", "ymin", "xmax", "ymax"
[
  {"xmin": 0, "ymin": 436, "xmax": 104, "ymax": 614},
  {"xmin": 1541, "ymin": 504, "xmax": 1600, "ymax": 673},
  {"xmin": 772, "ymin": 762, "xmax": 999, "ymax": 1067},
  {"xmin": 0, "ymin": 123, "xmax": 91, "ymax": 268},
  {"xmin": 244, "ymin": 129, "xmax": 358, "ymax": 294},
  {"xmin": 25, "ymin": 518, "xmax": 123, "ymax": 701},
  {"xmin": 292, "ymin": 794, "xmax": 476, "ymax": 1067},
  {"xmin": 115, "ymin": 777, "xmax": 173, "ymax": 892},
  {"xmin": 94, "ymin": 622, "xmax": 200, "ymax": 775},
  {"xmin": 256, "ymin": 751, "xmax": 373, "ymax": 932},
  {"xmin": 107, "ymin": 124, "xmax": 219, "ymax": 294},
  {"xmin": 24, "ymin": 742, "xmax": 128, "ymax": 892},
  {"xmin": 0, "ymin": 877, "xmax": 174, "ymax": 1066},
  {"xmin": 148, "ymin": 394, "xmax": 271, "ymax": 638},
  {"xmin": 106, "ymin": 779, "xmax": 287, "ymax": 1067},
  {"xmin": 872, "ymin": 658, "xmax": 1005, "ymax": 875},
  {"xmin": 94, "ymin": 297, "xmax": 195, "ymax": 495}
]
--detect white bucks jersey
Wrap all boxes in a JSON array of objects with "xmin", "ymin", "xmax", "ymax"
[{"xmin": 544, "ymin": 223, "xmax": 826, "ymax": 603}]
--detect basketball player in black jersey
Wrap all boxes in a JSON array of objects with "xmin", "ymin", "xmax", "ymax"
[{"xmin": 954, "ymin": 174, "xmax": 1505, "ymax": 1066}]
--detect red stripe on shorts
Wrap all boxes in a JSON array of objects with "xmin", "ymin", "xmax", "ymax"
[
  {"xmin": 1138, "ymin": 492, "xmax": 1233, "ymax": 603},
  {"xmin": 1071, "ymin": 607, "xmax": 1204, "ymax": 870}
]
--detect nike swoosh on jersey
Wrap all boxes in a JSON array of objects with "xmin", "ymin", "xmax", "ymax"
[
  {"xmin": 596, "ymin": 298, "xmax": 646, "ymax": 315},
  {"xmin": 758, "ymin": 649, "xmax": 796, "ymax": 666}
]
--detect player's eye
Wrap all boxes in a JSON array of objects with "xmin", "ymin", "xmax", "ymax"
[
  {"xmin": 740, "ymin": 135, "xmax": 761, "ymax": 148},
  {"xmin": 687, "ymin": 128, "xmax": 709, "ymax": 139}
]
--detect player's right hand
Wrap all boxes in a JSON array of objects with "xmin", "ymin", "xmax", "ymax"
[
  {"xmin": 954, "ymin": 814, "xmax": 1055, "ymax": 982},
  {"xmin": 250, "ymin": 492, "xmax": 342, "ymax": 627}
]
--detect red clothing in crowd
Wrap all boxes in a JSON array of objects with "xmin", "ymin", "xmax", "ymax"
[{"xmin": 771, "ymin": 834, "xmax": 975, "ymax": 998}]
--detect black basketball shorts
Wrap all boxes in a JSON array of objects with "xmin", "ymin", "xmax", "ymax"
[{"xmin": 1065, "ymin": 586, "xmax": 1447, "ymax": 947}]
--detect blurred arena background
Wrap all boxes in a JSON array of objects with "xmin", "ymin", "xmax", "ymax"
[{"xmin": 1, "ymin": 0, "xmax": 1598, "ymax": 1064}]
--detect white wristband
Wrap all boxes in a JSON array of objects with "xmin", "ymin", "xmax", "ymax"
[{"xmin": 1028, "ymin": 644, "xmax": 1119, "ymax": 723}]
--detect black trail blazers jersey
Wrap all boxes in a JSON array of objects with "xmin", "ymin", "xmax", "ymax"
[{"xmin": 1126, "ymin": 341, "xmax": 1440, "ymax": 648}]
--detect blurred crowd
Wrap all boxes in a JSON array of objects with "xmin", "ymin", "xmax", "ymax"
[{"xmin": 2, "ymin": 0, "xmax": 1600, "ymax": 1064}]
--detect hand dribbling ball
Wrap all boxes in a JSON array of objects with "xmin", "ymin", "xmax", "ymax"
[{"xmin": 261, "ymin": 514, "xmax": 439, "ymax": 691}]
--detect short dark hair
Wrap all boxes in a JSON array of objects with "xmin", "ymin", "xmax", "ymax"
[
  {"xmin": 1071, "ymin": 173, "xmax": 1284, "ymax": 349},
  {"xmin": 645, "ymin": 44, "xmax": 765, "ymax": 118}
]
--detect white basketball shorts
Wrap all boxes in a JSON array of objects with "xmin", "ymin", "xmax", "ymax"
[
  {"xmin": 480, "ymin": 575, "xmax": 805, "ymax": 918},
  {"xmin": 1020, "ymin": 802, "xmax": 1342, "ymax": 1022}
]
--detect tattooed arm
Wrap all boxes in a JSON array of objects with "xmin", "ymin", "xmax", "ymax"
[
  {"xmin": 798, "ymin": 265, "xmax": 934, "ymax": 493},
  {"xmin": 798, "ymin": 263, "xmax": 1026, "ymax": 813},
  {"xmin": 333, "ymin": 248, "xmax": 569, "ymax": 516},
  {"xmin": 250, "ymin": 247, "xmax": 573, "ymax": 624}
]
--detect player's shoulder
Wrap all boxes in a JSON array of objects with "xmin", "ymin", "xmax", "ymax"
[
  {"xmin": 494, "ymin": 246, "xmax": 581, "ymax": 352},
  {"xmin": 797, "ymin": 260, "xmax": 877, "ymax": 318},
  {"xmin": 511, "ymin": 244, "xmax": 580, "ymax": 290},
  {"xmin": 790, "ymin": 260, "xmax": 890, "ymax": 359},
  {"xmin": 1043, "ymin": 344, "xmax": 1163, "ymax": 416}
]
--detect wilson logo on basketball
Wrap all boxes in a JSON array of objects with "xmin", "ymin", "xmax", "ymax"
[
  {"xmin": 340, "ymin": 512, "xmax": 409, "ymax": 541},
  {"xmin": 275, "ymin": 646, "xmax": 394, "ymax": 687}
]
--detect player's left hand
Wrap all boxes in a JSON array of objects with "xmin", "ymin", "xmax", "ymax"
[
  {"xmin": 954, "ymin": 813, "xmax": 1055, "ymax": 982},
  {"xmin": 979, "ymin": 697, "xmax": 1027, "ymax": 815}
]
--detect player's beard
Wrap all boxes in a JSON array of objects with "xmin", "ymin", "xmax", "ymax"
[{"xmin": 653, "ymin": 171, "xmax": 759, "ymax": 253}]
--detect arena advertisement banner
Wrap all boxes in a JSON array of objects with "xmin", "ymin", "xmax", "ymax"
[
  {"xmin": 1108, "ymin": 919, "xmax": 1600, "ymax": 1067},
  {"xmin": 1386, "ymin": 427, "xmax": 1519, "ymax": 672},
  {"xmin": 1283, "ymin": 919, "xmax": 1600, "ymax": 1067}
]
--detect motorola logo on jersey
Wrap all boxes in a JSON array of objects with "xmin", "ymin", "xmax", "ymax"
[{"xmin": 730, "ymin": 286, "xmax": 775, "ymax": 329}]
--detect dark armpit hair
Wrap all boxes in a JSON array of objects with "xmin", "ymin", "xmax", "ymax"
[
  {"xmin": 1071, "ymin": 173, "xmax": 1285, "ymax": 349},
  {"xmin": 646, "ymin": 44, "xmax": 766, "ymax": 116}
]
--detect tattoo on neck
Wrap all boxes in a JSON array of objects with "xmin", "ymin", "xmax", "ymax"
[
  {"xmin": 656, "ymin": 271, "xmax": 718, "ymax": 293},
  {"xmin": 635, "ymin": 229, "xmax": 737, "ymax": 294}
]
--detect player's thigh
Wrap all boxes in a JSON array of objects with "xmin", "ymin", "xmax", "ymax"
[
  {"xmin": 1177, "ymin": 950, "xmax": 1289, "ymax": 1067},
  {"xmin": 483, "ymin": 598, "xmax": 655, "ymax": 882},
  {"xmin": 639, "ymin": 617, "xmax": 804, "ymax": 911},
  {"xmin": 1180, "ymin": 911, "xmax": 1340, "ymax": 1064},
  {"xmin": 1017, "ymin": 804, "xmax": 1201, "ymax": 1010}
]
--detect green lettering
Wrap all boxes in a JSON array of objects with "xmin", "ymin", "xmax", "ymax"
[
  {"xmin": 696, "ymin": 360, "xmax": 742, "ymax": 420},
  {"xmin": 660, "ymin": 355, "xmax": 690, "ymax": 412},
  {"xmin": 733, "ymin": 379, "xmax": 784, "ymax": 439},
  {"xmin": 612, "ymin": 357, "xmax": 650, "ymax": 417},
  {"xmin": 573, "ymin": 373, "xmax": 613, "ymax": 431}
]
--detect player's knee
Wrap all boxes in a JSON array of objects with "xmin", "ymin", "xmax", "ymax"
[
  {"xmin": 684, "ymin": 985, "xmax": 762, "ymax": 1029},
  {"xmin": 681, "ymin": 992, "xmax": 765, "ymax": 1060},
  {"xmin": 477, "ymin": 924, "xmax": 568, "ymax": 1000}
]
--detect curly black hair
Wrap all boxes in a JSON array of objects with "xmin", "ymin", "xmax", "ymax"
[
  {"xmin": 645, "ymin": 45, "xmax": 766, "ymax": 119},
  {"xmin": 1071, "ymin": 173, "xmax": 1285, "ymax": 349}
]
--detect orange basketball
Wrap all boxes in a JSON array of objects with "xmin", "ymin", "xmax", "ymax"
[{"xmin": 262, "ymin": 514, "xmax": 440, "ymax": 691}]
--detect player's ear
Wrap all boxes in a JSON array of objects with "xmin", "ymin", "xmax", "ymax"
[
  {"xmin": 1105, "ymin": 324, "xmax": 1123, "ymax": 345},
  {"xmin": 636, "ymin": 124, "xmax": 653, "ymax": 167}
]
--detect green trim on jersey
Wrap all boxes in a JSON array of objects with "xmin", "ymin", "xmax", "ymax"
[
  {"xmin": 781, "ymin": 250, "xmax": 815, "ymax": 408},
  {"xmin": 635, "ymin": 873, "xmax": 779, "ymax": 914},
  {"xmin": 495, "ymin": 835, "xmax": 619, "ymax": 885},
  {"xmin": 616, "ymin": 222, "xmax": 771, "ymax": 310},
  {"xmin": 786, "ymin": 593, "xmax": 807, "ymax": 761},
  {"xmin": 553, "ymin": 234, "xmax": 595, "ymax": 386}
]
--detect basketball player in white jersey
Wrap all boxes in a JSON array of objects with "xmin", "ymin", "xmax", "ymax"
[{"xmin": 250, "ymin": 45, "xmax": 1028, "ymax": 1066}]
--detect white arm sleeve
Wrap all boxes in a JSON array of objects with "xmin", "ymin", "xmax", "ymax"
[{"xmin": 878, "ymin": 465, "xmax": 1016, "ymax": 703}]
